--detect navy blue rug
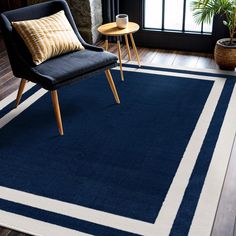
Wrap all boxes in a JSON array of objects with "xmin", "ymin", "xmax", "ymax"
[{"xmin": 0, "ymin": 63, "xmax": 236, "ymax": 236}]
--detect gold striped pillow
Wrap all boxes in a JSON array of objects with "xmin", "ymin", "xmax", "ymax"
[{"xmin": 12, "ymin": 10, "xmax": 84, "ymax": 65}]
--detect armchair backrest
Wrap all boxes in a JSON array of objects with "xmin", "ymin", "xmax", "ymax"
[{"xmin": 0, "ymin": 0, "xmax": 86, "ymax": 77}]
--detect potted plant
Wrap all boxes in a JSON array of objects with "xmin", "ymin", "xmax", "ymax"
[{"xmin": 192, "ymin": 0, "xmax": 236, "ymax": 70}]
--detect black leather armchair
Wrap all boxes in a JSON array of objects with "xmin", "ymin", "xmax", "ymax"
[{"xmin": 0, "ymin": 0, "xmax": 120, "ymax": 135}]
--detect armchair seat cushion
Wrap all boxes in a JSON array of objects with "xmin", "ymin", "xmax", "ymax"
[{"xmin": 31, "ymin": 49, "xmax": 118, "ymax": 90}]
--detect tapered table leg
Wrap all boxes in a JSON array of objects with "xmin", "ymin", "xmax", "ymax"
[
  {"xmin": 104, "ymin": 39, "xmax": 109, "ymax": 51},
  {"xmin": 117, "ymin": 39, "xmax": 124, "ymax": 81},
  {"xmin": 124, "ymin": 34, "xmax": 131, "ymax": 61},
  {"xmin": 105, "ymin": 70, "xmax": 120, "ymax": 104},
  {"xmin": 130, "ymin": 33, "xmax": 141, "ymax": 67}
]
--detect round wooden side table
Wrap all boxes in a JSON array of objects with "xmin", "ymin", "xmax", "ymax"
[{"xmin": 98, "ymin": 22, "xmax": 141, "ymax": 81}]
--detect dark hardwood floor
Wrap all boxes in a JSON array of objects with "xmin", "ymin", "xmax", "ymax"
[
  {"xmin": 0, "ymin": 47, "xmax": 20, "ymax": 102},
  {"xmin": 0, "ymin": 36, "xmax": 236, "ymax": 236}
]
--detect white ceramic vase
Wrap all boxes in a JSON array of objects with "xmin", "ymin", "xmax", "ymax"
[{"xmin": 116, "ymin": 14, "xmax": 129, "ymax": 29}]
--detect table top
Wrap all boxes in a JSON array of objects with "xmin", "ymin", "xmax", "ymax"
[{"xmin": 97, "ymin": 22, "xmax": 140, "ymax": 36}]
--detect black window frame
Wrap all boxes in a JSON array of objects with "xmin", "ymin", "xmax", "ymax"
[
  {"xmin": 143, "ymin": 0, "xmax": 212, "ymax": 34},
  {"xmin": 120, "ymin": 0, "xmax": 228, "ymax": 52}
]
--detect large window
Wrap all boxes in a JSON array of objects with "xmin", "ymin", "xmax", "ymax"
[
  {"xmin": 120, "ymin": 0, "xmax": 225, "ymax": 51},
  {"xmin": 144, "ymin": 0, "xmax": 213, "ymax": 34}
]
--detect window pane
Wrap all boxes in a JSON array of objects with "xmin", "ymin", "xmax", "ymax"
[
  {"xmin": 144, "ymin": 0, "xmax": 162, "ymax": 29},
  {"xmin": 164, "ymin": 0, "xmax": 184, "ymax": 30},
  {"xmin": 203, "ymin": 21, "xmax": 213, "ymax": 33},
  {"xmin": 144, "ymin": 0, "xmax": 213, "ymax": 34},
  {"xmin": 185, "ymin": 0, "xmax": 201, "ymax": 32}
]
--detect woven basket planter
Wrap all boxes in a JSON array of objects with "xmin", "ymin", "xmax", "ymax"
[{"xmin": 214, "ymin": 38, "xmax": 236, "ymax": 70}]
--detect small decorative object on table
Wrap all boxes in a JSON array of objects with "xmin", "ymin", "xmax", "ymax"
[
  {"xmin": 98, "ymin": 21, "xmax": 141, "ymax": 81},
  {"xmin": 116, "ymin": 14, "xmax": 129, "ymax": 29}
]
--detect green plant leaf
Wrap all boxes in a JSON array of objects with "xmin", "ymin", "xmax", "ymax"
[{"xmin": 192, "ymin": 0, "xmax": 236, "ymax": 42}]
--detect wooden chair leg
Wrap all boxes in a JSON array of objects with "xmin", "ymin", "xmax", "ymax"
[
  {"xmin": 15, "ymin": 79, "xmax": 27, "ymax": 108},
  {"xmin": 51, "ymin": 90, "xmax": 64, "ymax": 136},
  {"xmin": 105, "ymin": 70, "xmax": 120, "ymax": 104}
]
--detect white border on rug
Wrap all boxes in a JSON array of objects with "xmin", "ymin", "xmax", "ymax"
[
  {"xmin": 0, "ymin": 64, "xmax": 233, "ymax": 236},
  {"xmin": 189, "ymin": 84, "xmax": 236, "ymax": 236},
  {"xmin": 121, "ymin": 60, "xmax": 236, "ymax": 76},
  {"xmin": 0, "ymin": 82, "xmax": 36, "ymax": 111},
  {"xmin": 0, "ymin": 210, "xmax": 89, "ymax": 236},
  {"xmin": 113, "ymin": 66, "xmax": 217, "ymax": 81},
  {"xmin": 152, "ymin": 72, "xmax": 225, "ymax": 234},
  {"xmin": 0, "ymin": 88, "xmax": 47, "ymax": 128}
]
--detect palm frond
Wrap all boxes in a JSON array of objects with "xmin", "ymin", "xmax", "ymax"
[{"xmin": 192, "ymin": 0, "xmax": 235, "ymax": 24}]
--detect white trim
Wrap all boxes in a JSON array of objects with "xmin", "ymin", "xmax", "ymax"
[
  {"xmin": 153, "ymin": 76, "xmax": 226, "ymax": 236},
  {"xmin": 0, "ymin": 210, "xmax": 90, "ymax": 236},
  {"xmin": 0, "ymin": 82, "xmax": 36, "ymax": 111},
  {"xmin": 121, "ymin": 60, "xmax": 236, "ymax": 76},
  {"xmin": 189, "ymin": 84, "xmax": 236, "ymax": 236},
  {"xmin": 112, "ymin": 66, "xmax": 218, "ymax": 81},
  {"xmin": 0, "ymin": 89, "xmax": 47, "ymax": 129},
  {"xmin": 0, "ymin": 187, "xmax": 153, "ymax": 236}
]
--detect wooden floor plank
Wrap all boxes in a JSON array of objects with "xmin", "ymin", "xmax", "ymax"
[
  {"xmin": 0, "ymin": 63, "xmax": 11, "ymax": 72},
  {"xmin": 211, "ymin": 135, "xmax": 236, "ymax": 236},
  {"xmin": 0, "ymin": 228, "xmax": 11, "ymax": 236},
  {"xmin": 0, "ymin": 78, "xmax": 20, "ymax": 101},
  {"xmin": 0, "ymin": 72, "xmax": 14, "ymax": 87},
  {"xmin": 196, "ymin": 53, "xmax": 219, "ymax": 70},
  {"xmin": 151, "ymin": 49, "xmax": 177, "ymax": 66},
  {"xmin": 172, "ymin": 51, "xmax": 199, "ymax": 68}
]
